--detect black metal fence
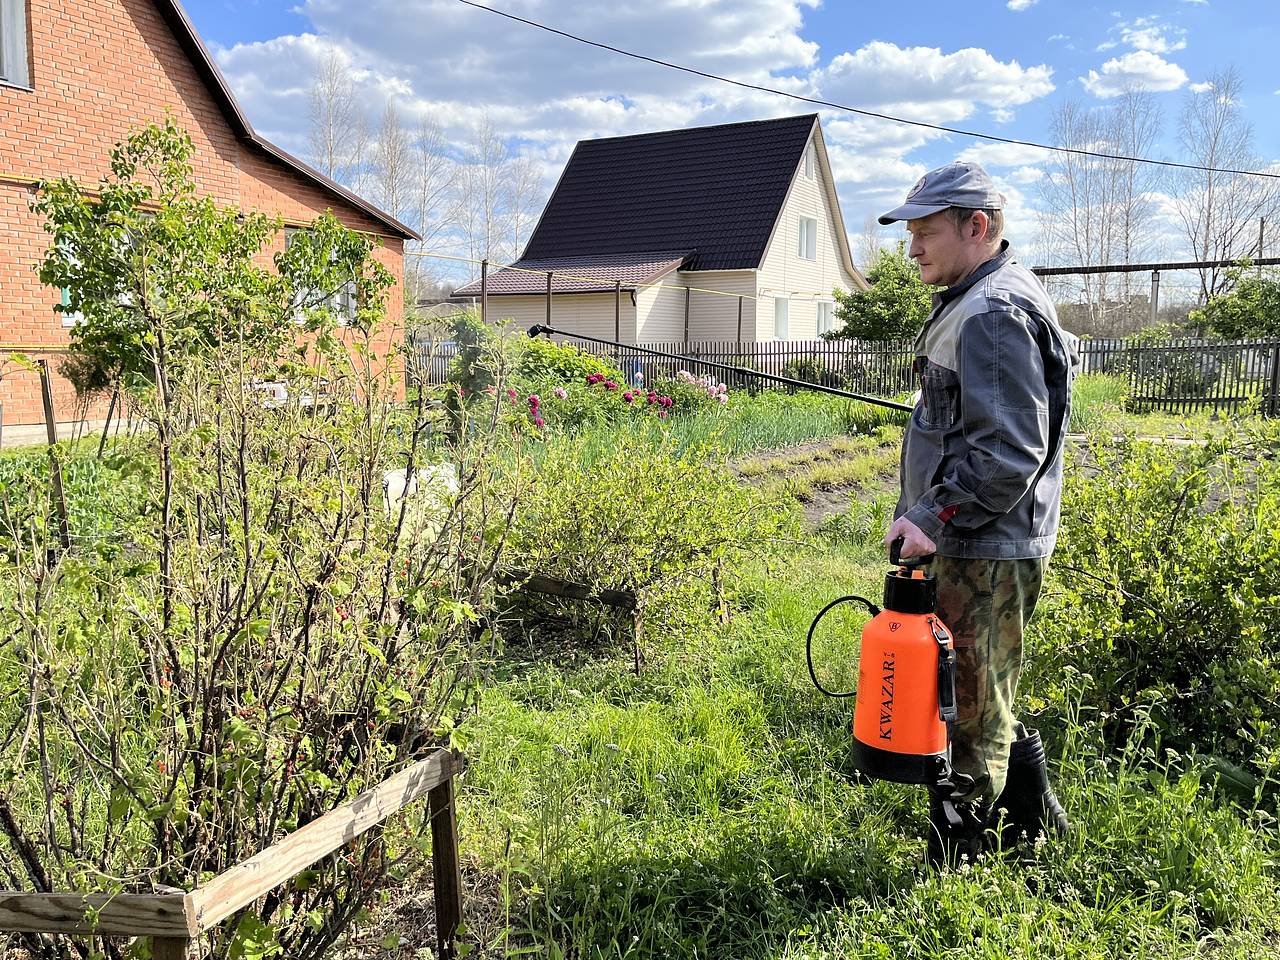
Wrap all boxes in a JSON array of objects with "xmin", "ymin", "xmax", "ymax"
[{"xmin": 413, "ymin": 336, "xmax": 1280, "ymax": 417}]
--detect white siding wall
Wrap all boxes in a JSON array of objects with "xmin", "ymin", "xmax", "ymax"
[
  {"xmin": 757, "ymin": 135, "xmax": 861, "ymax": 340},
  {"xmin": 635, "ymin": 282, "xmax": 688, "ymax": 342},
  {"xmin": 484, "ymin": 293, "xmax": 638, "ymax": 342},
  {"xmin": 681, "ymin": 271, "xmax": 758, "ymax": 342}
]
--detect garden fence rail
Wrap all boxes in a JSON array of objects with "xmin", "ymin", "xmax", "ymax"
[{"xmin": 412, "ymin": 336, "xmax": 1280, "ymax": 417}]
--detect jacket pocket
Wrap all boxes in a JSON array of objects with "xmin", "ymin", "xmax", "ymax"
[{"xmin": 918, "ymin": 363, "xmax": 958, "ymax": 430}]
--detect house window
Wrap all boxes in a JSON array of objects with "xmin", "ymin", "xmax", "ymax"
[
  {"xmin": 804, "ymin": 144, "xmax": 815, "ymax": 179},
  {"xmin": 817, "ymin": 301, "xmax": 834, "ymax": 336},
  {"xmin": 286, "ymin": 227, "xmax": 357, "ymax": 325},
  {"xmin": 798, "ymin": 217, "xmax": 817, "ymax": 260},
  {"xmin": 0, "ymin": 0, "xmax": 30, "ymax": 87},
  {"xmin": 774, "ymin": 298, "xmax": 789, "ymax": 340},
  {"xmin": 58, "ymin": 286, "xmax": 83, "ymax": 327}
]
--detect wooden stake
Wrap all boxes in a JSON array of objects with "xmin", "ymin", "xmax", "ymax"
[
  {"xmin": 37, "ymin": 360, "xmax": 71, "ymax": 551},
  {"xmin": 428, "ymin": 776, "xmax": 463, "ymax": 960},
  {"xmin": 151, "ymin": 937, "xmax": 191, "ymax": 959}
]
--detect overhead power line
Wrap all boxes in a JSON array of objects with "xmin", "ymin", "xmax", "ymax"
[{"xmin": 454, "ymin": 0, "xmax": 1280, "ymax": 182}]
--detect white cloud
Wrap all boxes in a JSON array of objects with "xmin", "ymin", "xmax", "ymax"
[
  {"xmin": 208, "ymin": 2, "xmax": 1060, "ymax": 270},
  {"xmin": 958, "ymin": 142, "xmax": 1050, "ymax": 169},
  {"xmin": 1048, "ymin": 33, "xmax": 1069, "ymax": 41},
  {"xmin": 814, "ymin": 42, "xmax": 1054, "ymax": 119},
  {"xmin": 1116, "ymin": 17, "xmax": 1186, "ymax": 54},
  {"xmin": 1080, "ymin": 51, "xmax": 1188, "ymax": 98},
  {"xmin": 1191, "ymin": 81, "xmax": 1214, "ymax": 93},
  {"xmin": 1007, "ymin": 0, "xmax": 1037, "ymax": 10}
]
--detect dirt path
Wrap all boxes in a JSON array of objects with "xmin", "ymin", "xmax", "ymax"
[{"xmin": 730, "ymin": 434, "xmax": 901, "ymax": 528}]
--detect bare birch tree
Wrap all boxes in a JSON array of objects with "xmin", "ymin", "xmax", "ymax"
[
  {"xmin": 459, "ymin": 114, "xmax": 511, "ymax": 273},
  {"xmin": 371, "ymin": 99, "xmax": 413, "ymax": 222},
  {"xmin": 307, "ymin": 48, "xmax": 368, "ymax": 188},
  {"xmin": 1175, "ymin": 67, "xmax": 1280, "ymax": 301},
  {"xmin": 1038, "ymin": 89, "xmax": 1164, "ymax": 334},
  {"xmin": 505, "ymin": 155, "xmax": 544, "ymax": 260},
  {"xmin": 405, "ymin": 116, "xmax": 460, "ymax": 299},
  {"xmin": 853, "ymin": 213, "xmax": 888, "ymax": 274}
]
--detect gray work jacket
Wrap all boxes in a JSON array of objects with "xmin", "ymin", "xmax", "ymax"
[{"xmin": 896, "ymin": 243, "xmax": 1078, "ymax": 560}]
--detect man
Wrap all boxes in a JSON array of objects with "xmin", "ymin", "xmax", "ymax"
[{"xmin": 877, "ymin": 161, "xmax": 1077, "ymax": 867}]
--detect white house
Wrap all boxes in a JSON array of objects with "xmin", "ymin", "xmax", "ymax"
[{"xmin": 451, "ymin": 114, "xmax": 868, "ymax": 343}]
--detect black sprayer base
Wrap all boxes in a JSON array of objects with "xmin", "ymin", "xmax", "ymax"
[{"xmin": 852, "ymin": 739, "xmax": 949, "ymax": 786}]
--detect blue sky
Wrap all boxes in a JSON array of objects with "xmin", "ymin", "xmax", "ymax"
[{"xmin": 182, "ymin": 0, "xmax": 1280, "ymax": 266}]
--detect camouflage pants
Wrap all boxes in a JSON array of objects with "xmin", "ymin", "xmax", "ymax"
[{"xmin": 932, "ymin": 555, "xmax": 1047, "ymax": 803}]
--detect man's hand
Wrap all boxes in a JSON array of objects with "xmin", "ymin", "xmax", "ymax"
[{"xmin": 885, "ymin": 516, "xmax": 937, "ymax": 559}]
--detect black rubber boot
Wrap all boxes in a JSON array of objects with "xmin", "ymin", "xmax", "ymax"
[
  {"xmin": 926, "ymin": 787, "xmax": 992, "ymax": 869},
  {"xmin": 993, "ymin": 725, "xmax": 1070, "ymax": 848}
]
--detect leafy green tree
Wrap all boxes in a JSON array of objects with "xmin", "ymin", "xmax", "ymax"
[
  {"xmin": 1189, "ymin": 266, "xmax": 1280, "ymax": 340},
  {"xmin": 829, "ymin": 243, "xmax": 933, "ymax": 342}
]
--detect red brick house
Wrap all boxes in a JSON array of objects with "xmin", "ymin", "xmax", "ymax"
[{"xmin": 0, "ymin": 0, "xmax": 419, "ymax": 428}]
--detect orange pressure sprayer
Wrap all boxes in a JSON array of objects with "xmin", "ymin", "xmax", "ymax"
[{"xmin": 807, "ymin": 540, "xmax": 970, "ymax": 795}]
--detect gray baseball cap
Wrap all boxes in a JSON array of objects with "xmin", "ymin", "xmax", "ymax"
[{"xmin": 878, "ymin": 161, "xmax": 1006, "ymax": 225}]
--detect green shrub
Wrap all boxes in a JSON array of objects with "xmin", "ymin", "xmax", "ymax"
[
  {"xmin": 447, "ymin": 309, "xmax": 500, "ymax": 396},
  {"xmin": 505, "ymin": 430, "xmax": 791, "ymax": 632},
  {"xmin": 515, "ymin": 335, "xmax": 620, "ymax": 386},
  {"xmin": 1030, "ymin": 427, "xmax": 1280, "ymax": 786}
]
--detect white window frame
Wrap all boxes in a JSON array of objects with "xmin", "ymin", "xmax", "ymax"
[
  {"xmin": 798, "ymin": 217, "xmax": 817, "ymax": 260},
  {"xmin": 774, "ymin": 298, "xmax": 789, "ymax": 340},
  {"xmin": 817, "ymin": 300, "xmax": 834, "ymax": 336},
  {"xmin": 804, "ymin": 143, "xmax": 815, "ymax": 179},
  {"xmin": 0, "ymin": 0, "xmax": 30, "ymax": 88},
  {"xmin": 286, "ymin": 227, "xmax": 357, "ymax": 326}
]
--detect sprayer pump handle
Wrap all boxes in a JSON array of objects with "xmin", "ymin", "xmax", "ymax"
[{"xmin": 889, "ymin": 536, "xmax": 935, "ymax": 568}]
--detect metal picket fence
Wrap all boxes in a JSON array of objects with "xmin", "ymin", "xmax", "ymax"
[{"xmin": 412, "ymin": 335, "xmax": 1280, "ymax": 417}]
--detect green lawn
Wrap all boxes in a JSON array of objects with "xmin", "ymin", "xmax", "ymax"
[{"xmin": 434, "ymin": 436, "xmax": 1280, "ymax": 960}]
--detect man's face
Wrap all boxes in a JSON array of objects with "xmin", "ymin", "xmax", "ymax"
[{"xmin": 906, "ymin": 210, "xmax": 974, "ymax": 287}]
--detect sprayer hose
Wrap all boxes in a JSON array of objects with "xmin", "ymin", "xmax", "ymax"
[{"xmin": 805, "ymin": 594, "xmax": 880, "ymax": 698}]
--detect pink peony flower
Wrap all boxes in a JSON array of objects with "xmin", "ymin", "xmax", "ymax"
[
  {"xmin": 647, "ymin": 391, "xmax": 658, "ymax": 404},
  {"xmin": 506, "ymin": 388, "xmax": 517, "ymax": 399},
  {"xmin": 604, "ymin": 381, "xmax": 618, "ymax": 390},
  {"xmin": 658, "ymin": 409, "xmax": 668, "ymax": 419},
  {"xmin": 554, "ymin": 387, "xmax": 568, "ymax": 400},
  {"xmin": 623, "ymin": 391, "xmax": 635, "ymax": 403},
  {"xmin": 528, "ymin": 394, "xmax": 541, "ymax": 408},
  {"xmin": 534, "ymin": 415, "xmax": 545, "ymax": 428},
  {"xmin": 717, "ymin": 393, "xmax": 728, "ymax": 404}
]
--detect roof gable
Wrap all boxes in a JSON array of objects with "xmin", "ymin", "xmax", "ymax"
[
  {"xmin": 152, "ymin": 0, "xmax": 418, "ymax": 240},
  {"xmin": 522, "ymin": 115, "xmax": 819, "ymax": 272}
]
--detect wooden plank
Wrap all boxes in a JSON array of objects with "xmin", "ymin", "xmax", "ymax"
[
  {"xmin": 428, "ymin": 777, "xmax": 463, "ymax": 960},
  {"xmin": 0, "ymin": 891, "xmax": 196, "ymax": 937},
  {"xmin": 498, "ymin": 570, "xmax": 637, "ymax": 611},
  {"xmin": 189, "ymin": 750, "xmax": 455, "ymax": 930}
]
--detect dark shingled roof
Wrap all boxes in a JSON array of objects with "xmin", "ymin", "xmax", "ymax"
[
  {"xmin": 452, "ymin": 251, "xmax": 692, "ymax": 297},
  {"xmin": 520, "ymin": 115, "xmax": 819, "ymax": 272}
]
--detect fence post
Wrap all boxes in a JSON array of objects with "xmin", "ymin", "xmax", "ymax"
[
  {"xmin": 1149, "ymin": 270, "xmax": 1160, "ymax": 326},
  {"xmin": 1269, "ymin": 340, "xmax": 1280, "ymax": 418},
  {"xmin": 429, "ymin": 773, "xmax": 464, "ymax": 960},
  {"xmin": 614, "ymin": 280, "xmax": 621, "ymax": 347},
  {"xmin": 546, "ymin": 271, "xmax": 553, "ymax": 328},
  {"xmin": 151, "ymin": 938, "xmax": 191, "ymax": 959},
  {"xmin": 480, "ymin": 260, "xmax": 488, "ymax": 326},
  {"xmin": 683, "ymin": 286, "xmax": 691, "ymax": 349}
]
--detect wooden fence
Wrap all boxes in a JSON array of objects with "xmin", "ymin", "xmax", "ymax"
[
  {"xmin": 0, "ymin": 748, "xmax": 465, "ymax": 959},
  {"xmin": 413, "ymin": 336, "xmax": 1280, "ymax": 416}
]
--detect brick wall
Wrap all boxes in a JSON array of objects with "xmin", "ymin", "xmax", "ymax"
[{"xmin": 0, "ymin": 0, "xmax": 406, "ymax": 426}]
